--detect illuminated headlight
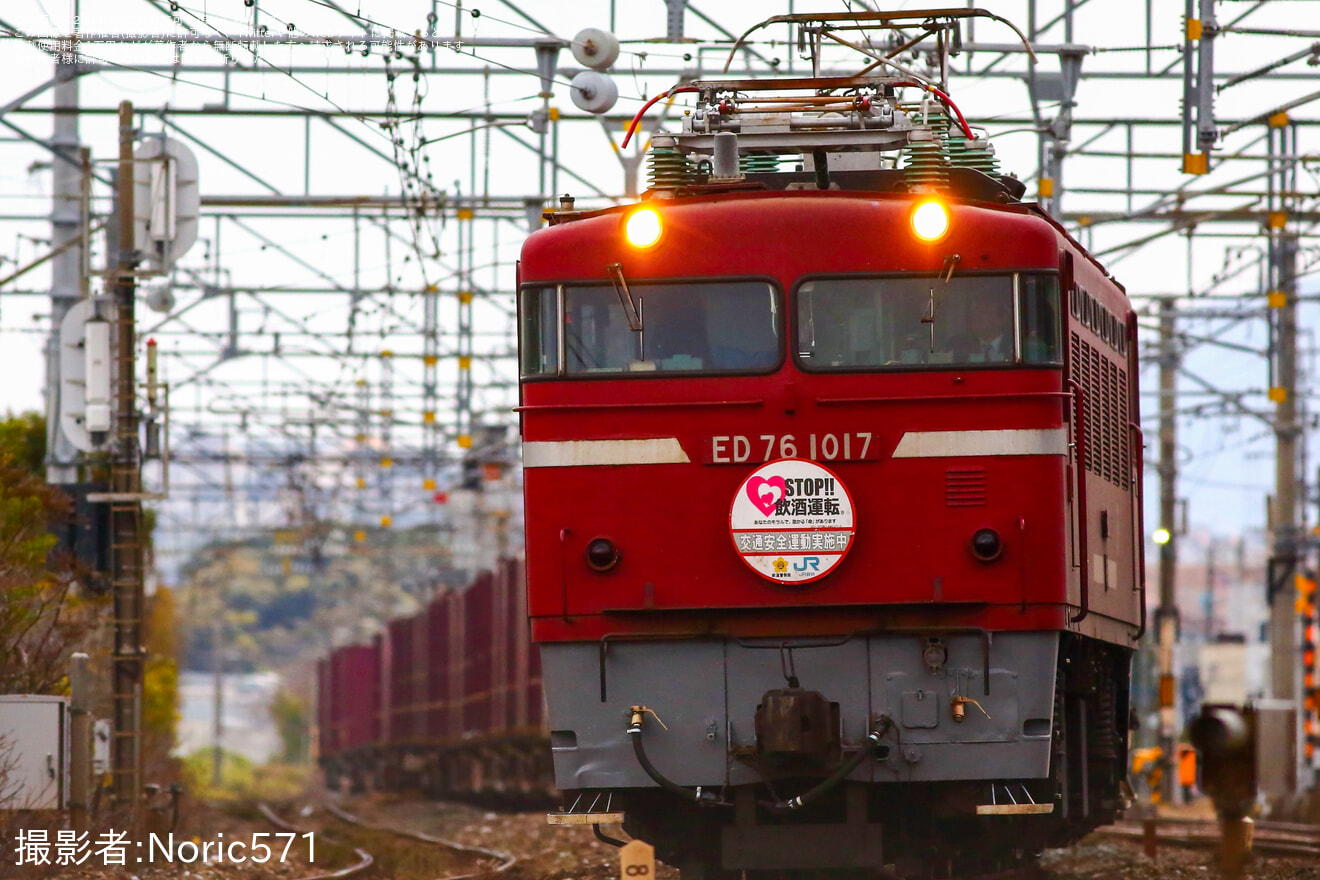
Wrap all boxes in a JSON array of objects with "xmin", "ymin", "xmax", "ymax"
[
  {"xmin": 911, "ymin": 200, "xmax": 950, "ymax": 242},
  {"xmin": 624, "ymin": 208, "xmax": 663, "ymax": 248},
  {"xmin": 585, "ymin": 537, "xmax": 621, "ymax": 572},
  {"xmin": 969, "ymin": 528, "xmax": 1003, "ymax": 562}
]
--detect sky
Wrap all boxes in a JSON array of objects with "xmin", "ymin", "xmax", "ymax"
[{"xmin": 0, "ymin": 0, "xmax": 1317, "ymax": 569}]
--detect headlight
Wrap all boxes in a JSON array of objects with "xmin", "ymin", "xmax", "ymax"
[
  {"xmin": 625, "ymin": 208, "xmax": 663, "ymax": 248},
  {"xmin": 911, "ymin": 200, "xmax": 950, "ymax": 242}
]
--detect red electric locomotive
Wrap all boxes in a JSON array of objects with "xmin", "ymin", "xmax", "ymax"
[{"xmin": 519, "ymin": 29, "xmax": 1143, "ymax": 879}]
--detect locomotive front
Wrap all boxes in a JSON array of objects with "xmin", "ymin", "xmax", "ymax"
[{"xmin": 518, "ymin": 71, "xmax": 1141, "ymax": 878}]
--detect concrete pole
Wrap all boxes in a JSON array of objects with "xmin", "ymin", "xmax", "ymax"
[
  {"xmin": 69, "ymin": 652, "xmax": 90, "ymax": 834},
  {"xmin": 1270, "ymin": 230, "xmax": 1299, "ymax": 781},
  {"xmin": 1156, "ymin": 299, "xmax": 1181, "ymax": 803},
  {"xmin": 211, "ymin": 605, "xmax": 223, "ymax": 787},
  {"xmin": 45, "ymin": 62, "xmax": 82, "ymax": 484}
]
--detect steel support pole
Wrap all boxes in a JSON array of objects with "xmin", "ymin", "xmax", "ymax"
[
  {"xmin": 45, "ymin": 62, "xmax": 82, "ymax": 484},
  {"xmin": 1156, "ymin": 299, "xmax": 1180, "ymax": 803},
  {"xmin": 1196, "ymin": 0, "xmax": 1217, "ymax": 154},
  {"xmin": 109, "ymin": 99, "xmax": 144, "ymax": 824},
  {"xmin": 665, "ymin": 0, "xmax": 686, "ymax": 42}
]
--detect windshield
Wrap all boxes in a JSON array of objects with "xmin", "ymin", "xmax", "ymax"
[
  {"xmin": 519, "ymin": 280, "xmax": 780, "ymax": 377},
  {"xmin": 795, "ymin": 274, "xmax": 1060, "ymax": 369}
]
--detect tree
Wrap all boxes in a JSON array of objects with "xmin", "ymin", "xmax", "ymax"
[
  {"xmin": 0, "ymin": 412, "xmax": 98, "ymax": 694},
  {"xmin": 0, "ymin": 412, "xmax": 45, "ymax": 475},
  {"xmin": 268, "ymin": 688, "xmax": 309, "ymax": 764},
  {"xmin": 142, "ymin": 587, "xmax": 180, "ymax": 767}
]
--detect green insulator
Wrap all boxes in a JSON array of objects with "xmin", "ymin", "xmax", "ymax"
[
  {"xmin": 647, "ymin": 144, "xmax": 693, "ymax": 190},
  {"xmin": 924, "ymin": 106, "xmax": 952, "ymax": 141},
  {"xmin": 959, "ymin": 140, "xmax": 1001, "ymax": 176},
  {"xmin": 937, "ymin": 108, "xmax": 973, "ymax": 167},
  {"xmin": 740, "ymin": 154, "xmax": 779, "ymax": 174},
  {"xmin": 945, "ymin": 134, "xmax": 968, "ymax": 165},
  {"xmin": 903, "ymin": 139, "xmax": 950, "ymax": 191},
  {"xmin": 943, "ymin": 117, "xmax": 1001, "ymax": 178},
  {"xmin": 903, "ymin": 105, "xmax": 952, "ymax": 190}
]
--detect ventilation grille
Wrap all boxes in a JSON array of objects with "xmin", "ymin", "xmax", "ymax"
[
  {"xmin": 945, "ymin": 467, "xmax": 988, "ymax": 507},
  {"xmin": 1069, "ymin": 332, "xmax": 1130, "ymax": 490}
]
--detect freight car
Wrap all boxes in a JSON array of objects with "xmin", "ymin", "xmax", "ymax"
[
  {"xmin": 317, "ymin": 558, "xmax": 551, "ymax": 797},
  {"xmin": 518, "ymin": 11, "xmax": 1144, "ymax": 879}
]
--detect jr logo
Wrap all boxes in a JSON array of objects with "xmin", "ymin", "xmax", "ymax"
[{"xmin": 793, "ymin": 557, "xmax": 821, "ymax": 574}]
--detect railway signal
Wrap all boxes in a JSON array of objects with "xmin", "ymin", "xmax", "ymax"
[{"xmin": 1189, "ymin": 705, "xmax": 1257, "ymax": 877}]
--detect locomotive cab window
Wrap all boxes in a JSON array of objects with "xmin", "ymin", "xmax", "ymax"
[
  {"xmin": 1019, "ymin": 275, "xmax": 1062, "ymax": 364},
  {"xmin": 519, "ymin": 287, "xmax": 560, "ymax": 376},
  {"xmin": 519, "ymin": 281, "xmax": 780, "ymax": 377},
  {"xmin": 795, "ymin": 274, "xmax": 1060, "ymax": 369}
]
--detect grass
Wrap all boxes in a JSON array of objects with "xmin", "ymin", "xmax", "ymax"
[{"xmin": 181, "ymin": 749, "xmax": 312, "ymax": 802}]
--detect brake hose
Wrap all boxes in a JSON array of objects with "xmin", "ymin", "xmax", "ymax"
[
  {"xmin": 627, "ymin": 707, "xmax": 724, "ymax": 806},
  {"xmin": 767, "ymin": 728, "xmax": 885, "ymax": 812}
]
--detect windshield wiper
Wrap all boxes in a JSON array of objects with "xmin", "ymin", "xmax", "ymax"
[
  {"xmin": 606, "ymin": 262, "xmax": 644, "ymax": 331},
  {"xmin": 921, "ymin": 254, "xmax": 963, "ymax": 352}
]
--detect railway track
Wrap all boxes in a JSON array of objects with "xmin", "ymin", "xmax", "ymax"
[
  {"xmin": 258, "ymin": 802, "xmax": 374, "ymax": 879},
  {"xmin": 1098, "ymin": 815, "xmax": 1320, "ymax": 859},
  {"xmin": 257, "ymin": 800, "xmax": 517, "ymax": 880},
  {"xmin": 323, "ymin": 802, "xmax": 518, "ymax": 876}
]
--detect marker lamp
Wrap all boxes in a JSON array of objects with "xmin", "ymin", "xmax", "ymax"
[
  {"xmin": 586, "ymin": 537, "xmax": 621, "ymax": 572},
  {"xmin": 911, "ymin": 200, "xmax": 950, "ymax": 242},
  {"xmin": 625, "ymin": 208, "xmax": 663, "ymax": 248},
  {"xmin": 969, "ymin": 528, "xmax": 1003, "ymax": 562}
]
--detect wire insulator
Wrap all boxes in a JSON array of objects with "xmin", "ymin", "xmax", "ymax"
[
  {"xmin": 647, "ymin": 145, "xmax": 694, "ymax": 191},
  {"xmin": 903, "ymin": 140, "xmax": 950, "ymax": 191},
  {"xmin": 739, "ymin": 154, "xmax": 780, "ymax": 174}
]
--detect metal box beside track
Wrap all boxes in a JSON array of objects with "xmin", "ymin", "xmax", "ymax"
[{"xmin": 0, "ymin": 695, "xmax": 69, "ymax": 811}]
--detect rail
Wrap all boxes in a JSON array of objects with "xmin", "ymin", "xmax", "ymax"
[
  {"xmin": 258, "ymin": 803, "xmax": 374, "ymax": 880},
  {"xmin": 1100, "ymin": 815, "xmax": 1320, "ymax": 859},
  {"xmin": 323, "ymin": 802, "xmax": 518, "ymax": 876}
]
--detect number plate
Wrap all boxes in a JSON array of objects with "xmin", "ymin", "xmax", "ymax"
[{"xmin": 704, "ymin": 433, "xmax": 876, "ymax": 464}]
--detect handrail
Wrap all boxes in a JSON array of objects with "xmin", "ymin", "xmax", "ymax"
[
  {"xmin": 1066, "ymin": 378, "xmax": 1089, "ymax": 624},
  {"xmin": 1130, "ymin": 422, "xmax": 1148, "ymax": 640},
  {"xmin": 559, "ymin": 528, "xmax": 571, "ymax": 623}
]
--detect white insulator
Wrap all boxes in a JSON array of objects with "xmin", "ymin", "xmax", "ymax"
[
  {"xmin": 570, "ymin": 70, "xmax": 619, "ymax": 115},
  {"xmin": 145, "ymin": 285, "xmax": 176, "ymax": 314},
  {"xmin": 84, "ymin": 318, "xmax": 112, "ymax": 434},
  {"xmin": 711, "ymin": 131, "xmax": 741, "ymax": 180},
  {"xmin": 571, "ymin": 27, "xmax": 620, "ymax": 70}
]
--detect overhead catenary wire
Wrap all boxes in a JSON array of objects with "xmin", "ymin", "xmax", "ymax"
[{"xmin": 0, "ymin": 0, "xmax": 1317, "ymax": 574}]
